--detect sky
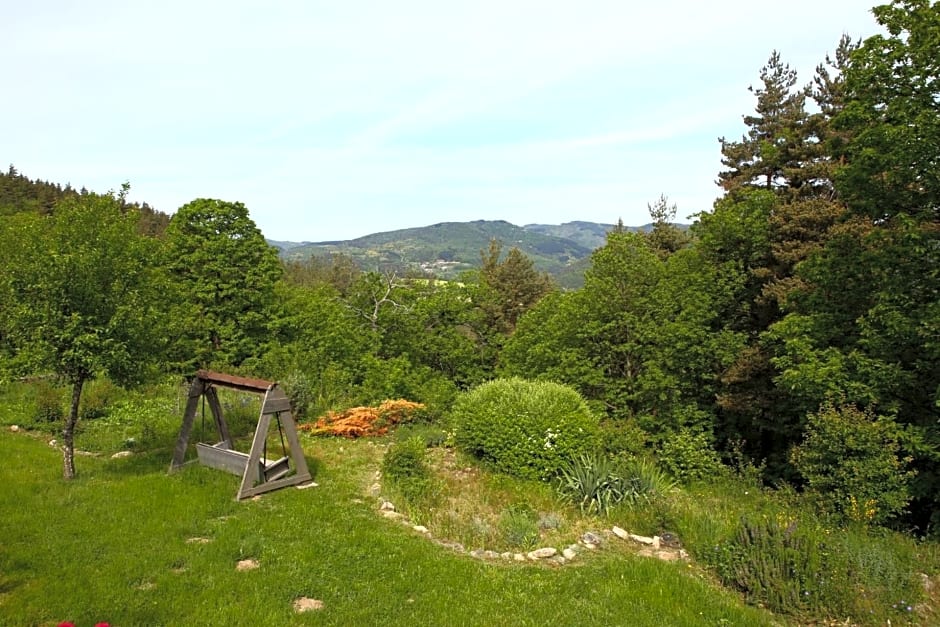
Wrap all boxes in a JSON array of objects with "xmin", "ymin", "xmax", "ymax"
[{"xmin": 2, "ymin": 1, "xmax": 881, "ymax": 242}]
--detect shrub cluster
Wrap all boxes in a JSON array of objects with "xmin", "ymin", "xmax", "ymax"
[
  {"xmin": 381, "ymin": 435, "xmax": 434, "ymax": 504},
  {"xmin": 658, "ymin": 429, "xmax": 725, "ymax": 483},
  {"xmin": 452, "ymin": 378, "xmax": 600, "ymax": 481}
]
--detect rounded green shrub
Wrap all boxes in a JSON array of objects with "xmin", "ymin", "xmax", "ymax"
[{"xmin": 452, "ymin": 377, "xmax": 600, "ymax": 481}]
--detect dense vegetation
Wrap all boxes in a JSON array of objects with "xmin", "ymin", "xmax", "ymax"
[{"xmin": 0, "ymin": 1, "xmax": 938, "ymax": 624}]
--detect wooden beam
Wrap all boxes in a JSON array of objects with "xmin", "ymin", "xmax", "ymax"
[{"xmin": 196, "ymin": 369, "xmax": 274, "ymax": 393}]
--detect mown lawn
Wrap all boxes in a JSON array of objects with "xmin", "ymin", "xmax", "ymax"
[{"xmin": 0, "ymin": 430, "xmax": 777, "ymax": 626}]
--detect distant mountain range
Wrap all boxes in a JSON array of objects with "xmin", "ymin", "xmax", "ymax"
[{"xmin": 269, "ymin": 220, "xmax": 676, "ymax": 288}]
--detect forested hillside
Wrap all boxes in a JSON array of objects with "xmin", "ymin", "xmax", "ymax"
[{"xmin": 1, "ymin": 0, "xmax": 937, "ymax": 574}]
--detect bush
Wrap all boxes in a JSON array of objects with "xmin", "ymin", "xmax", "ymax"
[
  {"xmin": 790, "ymin": 401, "xmax": 913, "ymax": 525},
  {"xmin": 598, "ymin": 418, "xmax": 648, "ymax": 458},
  {"xmin": 79, "ymin": 378, "xmax": 120, "ymax": 421},
  {"xmin": 658, "ymin": 429, "xmax": 725, "ymax": 483},
  {"xmin": 452, "ymin": 378, "xmax": 600, "ymax": 481},
  {"xmin": 382, "ymin": 436, "xmax": 434, "ymax": 504},
  {"xmin": 709, "ymin": 514, "xmax": 924, "ymax": 622},
  {"xmin": 498, "ymin": 503, "xmax": 540, "ymax": 549},
  {"xmin": 32, "ymin": 381, "xmax": 64, "ymax": 425}
]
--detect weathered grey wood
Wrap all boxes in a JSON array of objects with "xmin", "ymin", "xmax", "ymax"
[
  {"xmin": 196, "ymin": 369, "xmax": 274, "ymax": 393},
  {"xmin": 260, "ymin": 394, "xmax": 292, "ymax": 415},
  {"xmin": 203, "ymin": 386, "xmax": 233, "ymax": 448},
  {"xmin": 172, "ymin": 373, "xmax": 311, "ymax": 499},
  {"xmin": 235, "ymin": 386, "xmax": 311, "ymax": 500},
  {"xmin": 170, "ymin": 378, "xmax": 205, "ymax": 471},
  {"xmin": 262, "ymin": 456, "xmax": 291, "ymax": 482},
  {"xmin": 196, "ymin": 443, "xmax": 250, "ymax": 476}
]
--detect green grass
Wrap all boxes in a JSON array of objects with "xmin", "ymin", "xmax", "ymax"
[{"xmin": 0, "ymin": 430, "xmax": 776, "ymax": 626}]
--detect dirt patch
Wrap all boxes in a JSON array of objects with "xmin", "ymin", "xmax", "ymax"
[
  {"xmin": 236, "ymin": 559, "xmax": 260, "ymax": 571},
  {"xmin": 293, "ymin": 597, "xmax": 324, "ymax": 612}
]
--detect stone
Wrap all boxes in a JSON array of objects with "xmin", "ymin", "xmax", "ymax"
[
  {"xmin": 580, "ymin": 531, "xmax": 602, "ymax": 546},
  {"xmin": 652, "ymin": 535, "xmax": 661, "ymax": 549},
  {"xmin": 550, "ymin": 556, "xmax": 566, "ymax": 566},
  {"xmin": 380, "ymin": 510, "xmax": 403, "ymax": 520},
  {"xmin": 562, "ymin": 548, "xmax": 577, "ymax": 560},
  {"xmin": 500, "ymin": 552, "xmax": 513, "ymax": 560},
  {"xmin": 186, "ymin": 537, "xmax": 212, "ymax": 544},
  {"xmin": 293, "ymin": 597, "xmax": 324, "ymax": 612},
  {"xmin": 369, "ymin": 483, "xmax": 381, "ymax": 495},
  {"xmin": 296, "ymin": 481, "xmax": 319, "ymax": 490},
  {"xmin": 470, "ymin": 549, "xmax": 486, "ymax": 559},
  {"xmin": 628, "ymin": 533, "xmax": 655, "ymax": 546},
  {"xmin": 527, "ymin": 547, "xmax": 557, "ymax": 559},
  {"xmin": 660, "ymin": 532, "xmax": 681, "ymax": 548},
  {"xmin": 48, "ymin": 439, "xmax": 57, "ymax": 447},
  {"xmin": 236, "ymin": 559, "xmax": 260, "ymax": 571},
  {"xmin": 412, "ymin": 525, "xmax": 429, "ymax": 534},
  {"xmin": 612, "ymin": 526, "xmax": 629, "ymax": 540},
  {"xmin": 513, "ymin": 553, "xmax": 526, "ymax": 562},
  {"xmin": 483, "ymin": 550, "xmax": 500, "ymax": 560},
  {"xmin": 9, "ymin": 425, "xmax": 19, "ymax": 432},
  {"xmin": 111, "ymin": 451, "xmax": 133, "ymax": 459},
  {"xmin": 380, "ymin": 500, "xmax": 395, "ymax": 512}
]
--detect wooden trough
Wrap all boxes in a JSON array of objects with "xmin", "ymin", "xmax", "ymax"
[{"xmin": 169, "ymin": 370, "xmax": 312, "ymax": 500}]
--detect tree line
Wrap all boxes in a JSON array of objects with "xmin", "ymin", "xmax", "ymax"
[{"xmin": 0, "ymin": 0, "xmax": 937, "ymax": 533}]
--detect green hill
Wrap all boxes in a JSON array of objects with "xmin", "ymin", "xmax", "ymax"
[{"xmin": 271, "ymin": 219, "xmax": 691, "ymax": 287}]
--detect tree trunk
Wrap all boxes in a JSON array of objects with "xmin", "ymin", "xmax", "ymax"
[{"xmin": 62, "ymin": 377, "xmax": 85, "ymax": 480}]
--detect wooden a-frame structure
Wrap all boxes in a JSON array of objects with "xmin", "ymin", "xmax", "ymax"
[{"xmin": 169, "ymin": 370, "xmax": 311, "ymax": 500}]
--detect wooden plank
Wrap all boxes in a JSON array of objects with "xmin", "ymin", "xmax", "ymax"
[
  {"xmin": 262, "ymin": 456, "xmax": 291, "ymax": 482},
  {"xmin": 170, "ymin": 378, "xmax": 204, "ymax": 471},
  {"xmin": 196, "ymin": 370, "xmax": 274, "ymax": 393},
  {"xmin": 261, "ymin": 394, "xmax": 292, "ymax": 415},
  {"xmin": 196, "ymin": 443, "xmax": 249, "ymax": 476},
  {"xmin": 204, "ymin": 386, "xmax": 233, "ymax": 448}
]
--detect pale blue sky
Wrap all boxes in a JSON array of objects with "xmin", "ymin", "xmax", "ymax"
[{"xmin": 3, "ymin": 1, "xmax": 880, "ymax": 241}]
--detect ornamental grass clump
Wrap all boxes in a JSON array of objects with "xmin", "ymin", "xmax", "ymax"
[
  {"xmin": 452, "ymin": 378, "xmax": 600, "ymax": 481},
  {"xmin": 557, "ymin": 453, "xmax": 677, "ymax": 516}
]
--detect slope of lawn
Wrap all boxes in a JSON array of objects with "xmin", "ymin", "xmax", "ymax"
[{"xmin": 0, "ymin": 429, "xmax": 776, "ymax": 626}]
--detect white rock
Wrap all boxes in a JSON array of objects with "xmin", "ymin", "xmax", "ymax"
[
  {"xmin": 380, "ymin": 500, "xmax": 395, "ymax": 511},
  {"xmin": 236, "ymin": 559, "xmax": 259, "ymax": 571},
  {"xmin": 527, "ymin": 547, "xmax": 557, "ymax": 559},
  {"xmin": 380, "ymin": 510, "xmax": 403, "ymax": 520},
  {"xmin": 612, "ymin": 526, "xmax": 629, "ymax": 540},
  {"xmin": 296, "ymin": 481, "xmax": 319, "ymax": 490},
  {"xmin": 413, "ymin": 525, "xmax": 429, "ymax": 534},
  {"xmin": 111, "ymin": 450, "xmax": 132, "ymax": 459},
  {"xmin": 9, "ymin": 425, "xmax": 19, "ymax": 432},
  {"xmin": 500, "ymin": 552, "xmax": 513, "ymax": 560},
  {"xmin": 652, "ymin": 535, "xmax": 661, "ymax": 549},
  {"xmin": 48, "ymin": 439, "xmax": 57, "ymax": 447},
  {"xmin": 628, "ymin": 533, "xmax": 655, "ymax": 545},
  {"xmin": 513, "ymin": 553, "xmax": 527, "ymax": 562},
  {"xmin": 562, "ymin": 548, "xmax": 577, "ymax": 560}
]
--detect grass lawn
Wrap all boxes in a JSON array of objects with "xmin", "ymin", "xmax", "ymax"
[{"xmin": 0, "ymin": 429, "xmax": 778, "ymax": 626}]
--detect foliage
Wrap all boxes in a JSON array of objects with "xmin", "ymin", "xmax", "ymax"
[
  {"xmin": 790, "ymin": 401, "xmax": 914, "ymax": 525},
  {"xmin": 556, "ymin": 453, "xmax": 677, "ymax": 516},
  {"xmin": 452, "ymin": 378, "xmax": 600, "ymax": 481},
  {"xmin": 658, "ymin": 429, "xmax": 726, "ymax": 484},
  {"xmin": 498, "ymin": 503, "xmax": 540, "ymax": 549},
  {"xmin": 833, "ymin": 0, "xmax": 940, "ymax": 220},
  {"xmin": 709, "ymin": 514, "xmax": 924, "ymax": 622},
  {"xmin": 478, "ymin": 239, "xmax": 553, "ymax": 335},
  {"xmin": 501, "ymin": 233, "xmax": 743, "ymax": 426},
  {"xmin": 381, "ymin": 435, "xmax": 436, "ymax": 504},
  {"xmin": 32, "ymin": 380, "xmax": 65, "ymax": 425},
  {"xmin": 0, "ymin": 188, "xmax": 169, "ymax": 477},
  {"xmin": 164, "ymin": 198, "xmax": 283, "ymax": 369}
]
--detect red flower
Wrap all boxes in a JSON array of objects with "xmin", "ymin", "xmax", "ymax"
[{"xmin": 57, "ymin": 623, "xmax": 75, "ymax": 627}]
